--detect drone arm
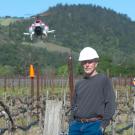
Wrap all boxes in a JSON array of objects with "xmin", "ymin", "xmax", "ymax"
[
  {"xmin": 47, "ymin": 30, "xmax": 55, "ymax": 33},
  {"xmin": 23, "ymin": 33, "xmax": 30, "ymax": 35}
]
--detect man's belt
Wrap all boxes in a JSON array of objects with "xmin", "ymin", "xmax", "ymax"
[{"xmin": 74, "ymin": 115, "xmax": 103, "ymax": 123}]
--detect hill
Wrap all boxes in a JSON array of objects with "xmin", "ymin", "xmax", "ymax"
[
  {"xmin": 0, "ymin": 17, "xmax": 21, "ymax": 26},
  {"xmin": 0, "ymin": 4, "xmax": 135, "ymax": 76},
  {"xmin": 46, "ymin": 4, "xmax": 135, "ymax": 63},
  {"xmin": 22, "ymin": 41, "xmax": 71, "ymax": 53}
]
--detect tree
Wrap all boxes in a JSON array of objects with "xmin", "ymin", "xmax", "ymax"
[{"xmin": 56, "ymin": 64, "xmax": 68, "ymax": 76}]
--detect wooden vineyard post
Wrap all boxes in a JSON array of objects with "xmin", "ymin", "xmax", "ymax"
[
  {"xmin": 36, "ymin": 65, "xmax": 40, "ymax": 120},
  {"xmin": 133, "ymin": 96, "xmax": 135, "ymax": 135},
  {"xmin": 67, "ymin": 53, "xmax": 74, "ymax": 106},
  {"xmin": 43, "ymin": 100, "xmax": 62, "ymax": 135}
]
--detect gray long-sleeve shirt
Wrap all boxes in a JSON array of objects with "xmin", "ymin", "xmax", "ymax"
[{"xmin": 71, "ymin": 73, "xmax": 116, "ymax": 127}]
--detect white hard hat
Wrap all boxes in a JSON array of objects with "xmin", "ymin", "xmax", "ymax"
[{"xmin": 78, "ymin": 47, "xmax": 99, "ymax": 61}]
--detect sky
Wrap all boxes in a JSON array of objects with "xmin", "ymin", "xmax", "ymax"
[{"xmin": 0, "ymin": 0, "xmax": 135, "ymax": 21}]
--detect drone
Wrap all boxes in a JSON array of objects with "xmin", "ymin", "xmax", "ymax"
[{"xmin": 23, "ymin": 16, "xmax": 55, "ymax": 41}]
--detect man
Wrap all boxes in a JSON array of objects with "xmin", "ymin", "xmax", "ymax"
[{"xmin": 68, "ymin": 47, "xmax": 116, "ymax": 135}]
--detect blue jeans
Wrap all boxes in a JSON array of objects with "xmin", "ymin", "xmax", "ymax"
[{"xmin": 68, "ymin": 120, "xmax": 103, "ymax": 135}]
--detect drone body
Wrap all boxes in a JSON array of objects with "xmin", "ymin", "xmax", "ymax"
[{"xmin": 24, "ymin": 17, "xmax": 55, "ymax": 40}]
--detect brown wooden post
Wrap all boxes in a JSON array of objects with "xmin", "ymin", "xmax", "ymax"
[
  {"xmin": 51, "ymin": 70, "xmax": 55, "ymax": 96},
  {"xmin": 41, "ymin": 76, "xmax": 43, "ymax": 92},
  {"xmin": 129, "ymin": 77, "xmax": 132, "ymax": 95},
  {"xmin": 133, "ymin": 96, "xmax": 135, "ymax": 135},
  {"xmin": 31, "ymin": 78, "xmax": 34, "ymax": 97},
  {"xmin": 4, "ymin": 76, "xmax": 7, "ymax": 92},
  {"xmin": 36, "ymin": 65, "xmax": 40, "ymax": 120},
  {"xmin": 18, "ymin": 74, "xmax": 21, "ymax": 89},
  {"xmin": 36, "ymin": 65, "xmax": 40, "ymax": 99},
  {"xmin": 12, "ymin": 77, "xmax": 15, "ymax": 91},
  {"xmin": 67, "ymin": 53, "xmax": 74, "ymax": 105}
]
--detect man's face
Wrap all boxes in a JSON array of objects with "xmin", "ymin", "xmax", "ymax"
[{"xmin": 81, "ymin": 60, "xmax": 98, "ymax": 76}]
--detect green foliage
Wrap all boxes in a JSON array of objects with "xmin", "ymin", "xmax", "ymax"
[
  {"xmin": 0, "ymin": 65, "xmax": 14, "ymax": 76},
  {"xmin": 56, "ymin": 64, "xmax": 68, "ymax": 76},
  {"xmin": 75, "ymin": 63, "xmax": 83, "ymax": 75},
  {"xmin": 0, "ymin": 4, "xmax": 135, "ymax": 76},
  {"xmin": 98, "ymin": 55, "xmax": 135, "ymax": 76},
  {"xmin": 0, "ymin": 43, "xmax": 68, "ymax": 75}
]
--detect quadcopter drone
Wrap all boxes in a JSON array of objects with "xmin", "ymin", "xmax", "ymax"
[{"xmin": 23, "ymin": 16, "xmax": 55, "ymax": 41}]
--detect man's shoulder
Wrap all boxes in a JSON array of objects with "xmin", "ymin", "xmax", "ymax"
[
  {"xmin": 97, "ymin": 73, "xmax": 107, "ymax": 79},
  {"xmin": 97, "ymin": 73, "xmax": 111, "ymax": 82}
]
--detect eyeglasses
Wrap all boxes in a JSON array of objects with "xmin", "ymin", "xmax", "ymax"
[{"xmin": 81, "ymin": 60, "xmax": 97, "ymax": 65}]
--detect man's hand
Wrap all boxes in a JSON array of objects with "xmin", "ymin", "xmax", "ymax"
[{"xmin": 101, "ymin": 127, "xmax": 105, "ymax": 134}]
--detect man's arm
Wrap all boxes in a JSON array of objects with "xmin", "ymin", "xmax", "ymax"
[{"xmin": 101, "ymin": 77, "xmax": 116, "ymax": 128}]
